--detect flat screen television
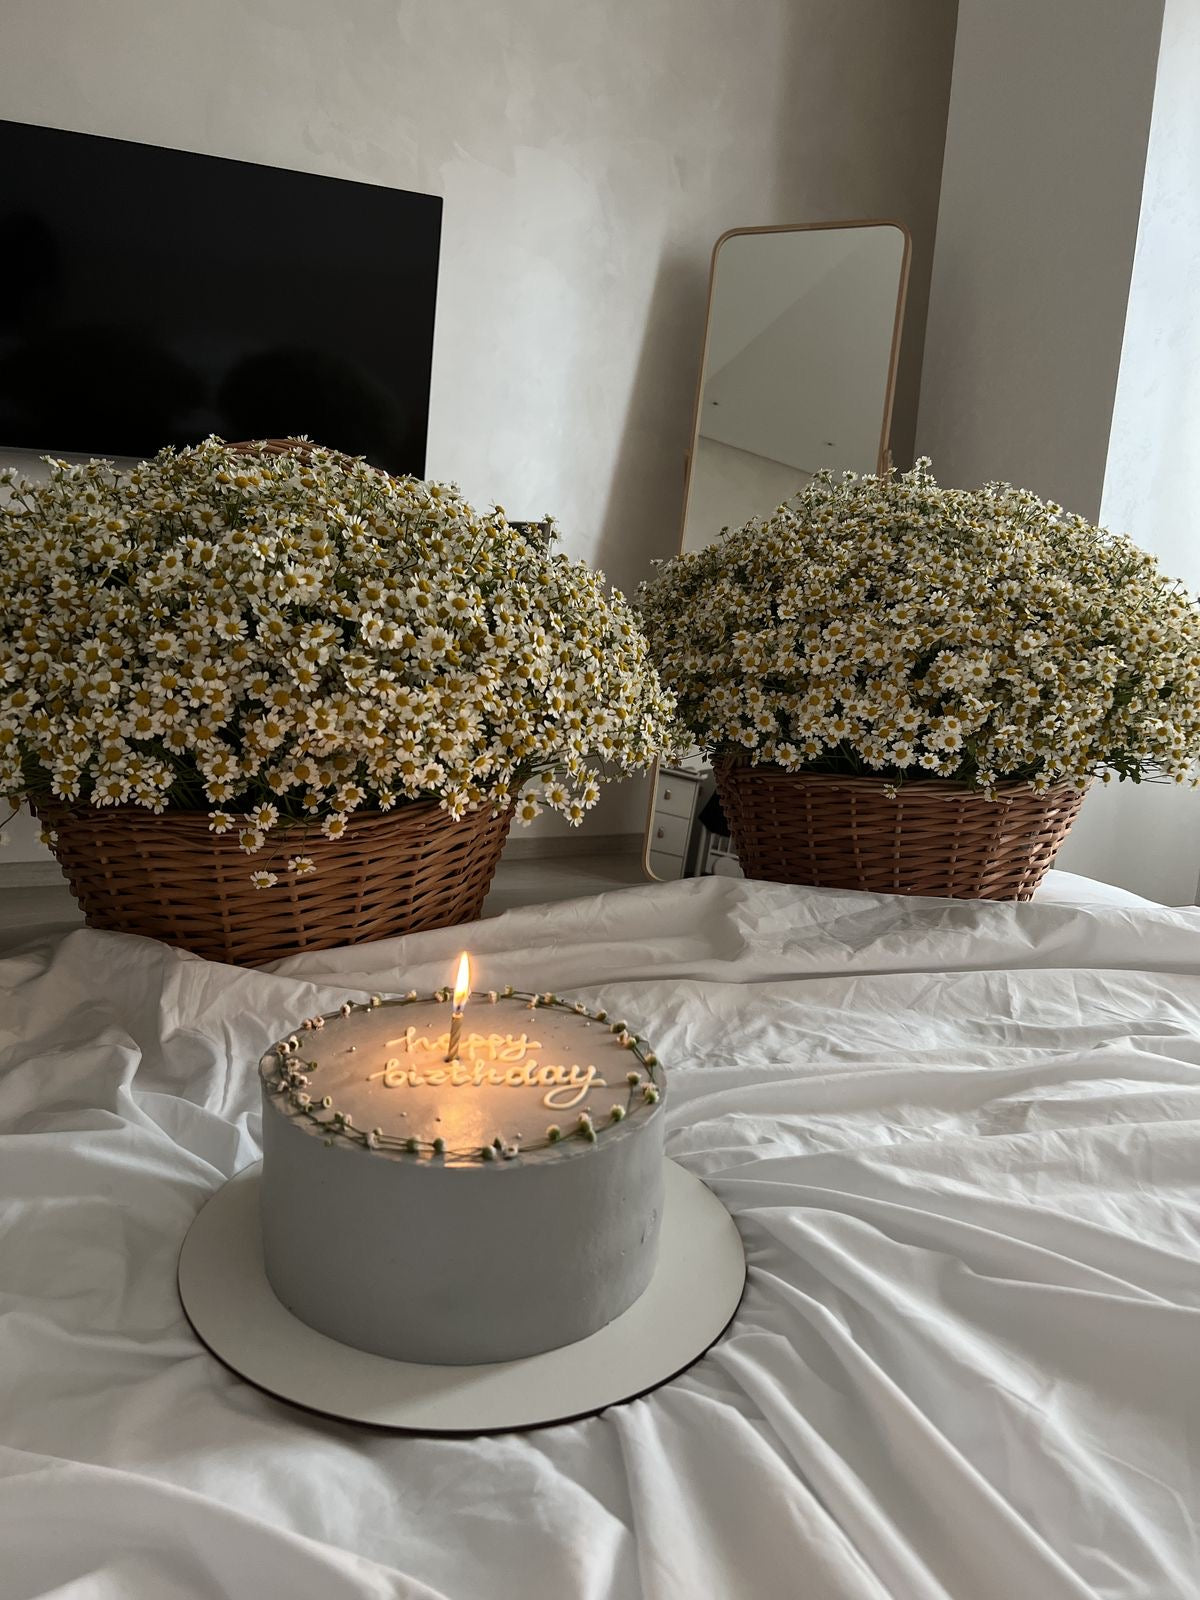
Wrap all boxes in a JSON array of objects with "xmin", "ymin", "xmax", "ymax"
[{"xmin": 0, "ymin": 120, "xmax": 442, "ymax": 475}]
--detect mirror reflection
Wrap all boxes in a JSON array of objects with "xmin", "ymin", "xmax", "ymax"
[{"xmin": 681, "ymin": 223, "xmax": 908, "ymax": 553}]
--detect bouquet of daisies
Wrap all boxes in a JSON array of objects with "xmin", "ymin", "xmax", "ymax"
[
  {"xmin": 0, "ymin": 438, "xmax": 677, "ymax": 883},
  {"xmin": 636, "ymin": 460, "xmax": 1200, "ymax": 795}
]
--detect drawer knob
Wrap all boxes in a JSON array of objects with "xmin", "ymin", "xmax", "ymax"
[
  {"xmin": 663, "ymin": 787, "xmax": 672, "ymax": 799},
  {"xmin": 656, "ymin": 828, "xmax": 664, "ymax": 839}
]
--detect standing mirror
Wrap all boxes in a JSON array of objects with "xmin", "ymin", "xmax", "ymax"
[{"xmin": 644, "ymin": 220, "xmax": 910, "ymax": 881}]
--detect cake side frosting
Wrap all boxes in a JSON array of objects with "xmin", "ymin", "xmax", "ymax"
[{"xmin": 257, "ymin": 986, "xmax": 668, "ymax": 1363}]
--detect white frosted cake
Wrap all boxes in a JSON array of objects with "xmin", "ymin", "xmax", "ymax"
[{"xmin": 258, "ymin": 985, "xmax": 666, "ymax": 1364}]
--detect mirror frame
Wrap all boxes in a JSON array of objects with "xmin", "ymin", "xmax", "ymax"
[{"xmin": 642, "ymin": 218, "xmax": 912, "ymax": 883}]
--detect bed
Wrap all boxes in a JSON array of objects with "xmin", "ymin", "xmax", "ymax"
[{"xmin": 2, "ymin": 871, "xmax": 1197, "ymax": 1600}]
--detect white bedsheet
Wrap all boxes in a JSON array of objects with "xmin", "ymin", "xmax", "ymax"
[{"xmin": 1, "ymin": 874, "xmax": 1198, "ymax": 1600}]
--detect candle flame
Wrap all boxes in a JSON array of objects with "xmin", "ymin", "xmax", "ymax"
[{"xmin": 453, "ymin": 951, "xmax": 471, "ymax": 1011}]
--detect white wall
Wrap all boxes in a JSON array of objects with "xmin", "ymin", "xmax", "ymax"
[
  {"xmin": 917, "ymin": 0, "xmax": 1163, "ymax": 522},
  {"xmin": 914, "ymin": 0, "xmax": 1200, "ymax": 904},
  {"xmin": 0, "ymin": 0, "xmax": 957, "ymax": 862},
  {"xmin": 1055, "ymin": 0, "xmax": 1200, "ymax": 905}
]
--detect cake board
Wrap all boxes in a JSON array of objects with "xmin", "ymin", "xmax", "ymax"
[{"xmin": 177, "ymin": 1158, "xmax": 747, "ymax": 1435}]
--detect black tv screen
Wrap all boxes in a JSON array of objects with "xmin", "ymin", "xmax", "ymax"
[{"xmin": 0, "ymin": 120, "xmax": 442, "ymax": 475}]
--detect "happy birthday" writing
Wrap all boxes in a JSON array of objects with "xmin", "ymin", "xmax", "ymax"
[{"xmin": 369, "ymin": 1029, "xmax": 605, "ymax": 1110}]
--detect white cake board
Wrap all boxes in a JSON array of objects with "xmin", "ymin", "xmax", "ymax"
[{"xmin": 177, "ymin": 1159, "xmax": 746, "ymax": 1435}]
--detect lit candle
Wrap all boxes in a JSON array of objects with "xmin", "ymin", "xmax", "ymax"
[{"xmin": 445, "ymin": 951, "xmax": 471, "ymax": 1062}]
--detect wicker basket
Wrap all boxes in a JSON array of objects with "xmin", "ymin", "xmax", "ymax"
[
  {"xmin": 712, "ymin": 763, "xmax": 1088, "ymax": 901},
  {"xmin": 227, "ymin": 436, "xmax": 350, "ymax": 461},
  {"xmin": 26, "ymin": 440, "xmax": 521, "ymax": 966},
  {"xmin": 34, "ymin": 800, "xmax": 514, "ymax": 967}
]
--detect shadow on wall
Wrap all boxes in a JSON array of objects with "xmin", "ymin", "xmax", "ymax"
[{"xmin": 593, "ymin": 248, "xmax": 711, "ymax": 590}]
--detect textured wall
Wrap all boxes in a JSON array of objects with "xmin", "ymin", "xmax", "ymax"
[
  {"xmin": 916, "ymin": 0, "xmax": 1164, "ymax": 521},
  {"xmin": 0, "ymin": 0, "xmax": 957, "ymax": 860}
]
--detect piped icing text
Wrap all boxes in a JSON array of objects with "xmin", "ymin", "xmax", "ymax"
[{"xmin": 369, "ymin": 1029, "xmax": 605, "ymax": 1110}]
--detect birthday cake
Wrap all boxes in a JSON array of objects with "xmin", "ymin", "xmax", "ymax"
[{"xmin": 258, "ymin": 981, "xmax": 666, "ymax": 1364}]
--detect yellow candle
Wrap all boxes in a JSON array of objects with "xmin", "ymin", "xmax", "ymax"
[{"xmin": 445, "ymin": 951, "xmax": 471, "ymax": 1061}]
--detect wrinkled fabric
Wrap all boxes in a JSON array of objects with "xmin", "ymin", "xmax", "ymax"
[{"xmin": 1, "ymin": 872, "xmax": 1198, "ymax": 1600}]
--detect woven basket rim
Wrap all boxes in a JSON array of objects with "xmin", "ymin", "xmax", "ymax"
[
  {"xmin": 712, "ymin": 759, "xmax": 1089, "ymax": 902},
  {"xmin": 31, "ymin": 796, "xmax": 513, "ymax": 827},
  {"xmin": 712, "ymin": 760, "xmax": 1088, "ymax": 800}
]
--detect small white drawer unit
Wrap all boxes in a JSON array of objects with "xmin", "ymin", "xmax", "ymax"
[{"xmin": 647, "ymin": 767, "xmax": 703, "ymax": 880}]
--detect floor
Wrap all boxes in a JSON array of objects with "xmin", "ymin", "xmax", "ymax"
[{"xmin": 0, "ymin": 848, "xmax": 650, "ymax": 957}]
